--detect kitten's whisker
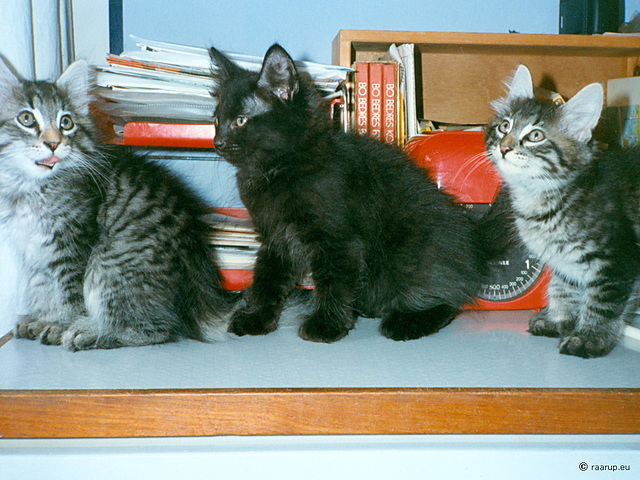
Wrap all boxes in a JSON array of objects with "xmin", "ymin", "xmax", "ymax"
[
  {"xmin": 455, "ymin": 154, "xmax": 490, "ymax": 192},
  {"xmin": 448, "ymin": 153, "xmax": 486, "ymax": 186}
]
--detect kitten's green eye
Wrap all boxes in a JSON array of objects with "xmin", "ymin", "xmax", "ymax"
[
  {"xmin": 498, "ymin": 120, "xmax": 511, "ymax": 134},
  {"xmin": 60, "ymin": 114, "xmax": 75, "ymax": 131},
  {"xmin": 526, "ymin": 129, "xmax": 546, "ymax": 143},
  {"xmin": 17, "ymin": 111, "xmax": 37, "ymax": 128},
  {"xmin": 234, "ymin": 116, "xmax": 248, "ymax": 128}
]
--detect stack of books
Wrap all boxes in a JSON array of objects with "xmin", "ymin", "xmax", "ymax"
[
  {"xmin": 342, "ymin": 43, "xmax": 418, "ymax": 146},
  {"xmin": 203, "ymin": 209, "xmax": 260, "ymax": 291},
  {"xmin": 602, "ymin": 76, "xmax": 640, "ymax": 147},
  {"xmin": 352, "ymin": 61, "xmax": 399, "ymax": 145}
]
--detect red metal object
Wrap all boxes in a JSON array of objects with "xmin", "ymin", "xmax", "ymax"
[
  {"xmin": 405, "ymin": 131, "xmax": 501, "ymax": 203},
  {"xmin": 405, "ymin": 131, "xmax": 549, "ymax": 311}
]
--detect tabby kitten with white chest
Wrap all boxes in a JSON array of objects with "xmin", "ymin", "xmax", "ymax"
[
  {"xmin": 0, "ymin": 58, "xmax": 233, "ymax": 350},
  {"xmin": 486, "ymin": 64, "xmax": 640, "ymax": 358}
]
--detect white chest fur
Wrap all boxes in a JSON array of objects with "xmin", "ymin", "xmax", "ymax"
[
  {"xmin": 512, "ymin": 189, "xmax": 600, "ymax": 286},
  {"xmin": 0, "ymin": 195, "xmax": 56, "ymax": 273}
]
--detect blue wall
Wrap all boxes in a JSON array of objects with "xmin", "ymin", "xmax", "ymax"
[
  {"xmin": 122, "ymin": 1, "xmax": 640, "ymax": 64},
  {"xmin": 123, "ymin": 0, "xmax": 563, "ymax": 64}
]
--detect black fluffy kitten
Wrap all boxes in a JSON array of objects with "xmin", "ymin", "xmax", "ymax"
[{"xmin": 210, "ymin": 44, "xmax": 487, "ymax": 343}]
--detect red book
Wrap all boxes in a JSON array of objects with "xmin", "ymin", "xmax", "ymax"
[
  {"xmin": 354, "ymin": 62, "xmax": 369, "ymax": 136},
  {"xmin": 382, "ymin": 63, "xmax": 397, "ymax": 145},
  {"xmin": 120, "ymin": 122, "xmax": 216, "ymax": 148},
  {"xmin": 368, "ymin": 63, "xmax": 382, "ymax": 140}
]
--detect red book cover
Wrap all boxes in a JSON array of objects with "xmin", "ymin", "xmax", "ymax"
[
  {"xmin": 354, "ymin": 62, "xmax": 369, "ymax": 136},
  {"xmin": 382, "ymin": 63, "xmax": 397, "ymax": 145},
  {"xmin": 121, "ymin": 122, "xmax": 216, "ymax": 148},
  {"xmin": 368, "ymin": 63, "xmax": 382, "ymax": 141}
]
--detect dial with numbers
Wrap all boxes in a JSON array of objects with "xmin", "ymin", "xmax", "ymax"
[
  {"xmin": 477, "ymin": 243, "xmax": 545, "ymax": 302},
  {"xmin": 462, "ymin": 202, "xmax": 548, "ymax": 309}
]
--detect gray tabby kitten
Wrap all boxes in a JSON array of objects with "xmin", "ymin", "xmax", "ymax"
[
  {"xmin": 0, "ymin": 58, "xmax": 233, "ymax": 350},
  {"xmin": 485, "ymin": 64, "xmax": 640, "ymax": 358}
]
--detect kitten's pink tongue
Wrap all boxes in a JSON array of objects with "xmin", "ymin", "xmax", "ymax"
[{"xmin": 37, "ymin": 156, "xmax": 60, "ymax": 169}]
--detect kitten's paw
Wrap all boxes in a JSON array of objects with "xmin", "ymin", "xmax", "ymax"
[
  {"xmin": 559, "ymin": 331, "xmax": 619, "ymax": 358},
  {"xmin": 298, "ymin": 313, "xmax": 351, "ymax": 343},
  {"xmin": 528, "ymin": 309, "xmax": 573, "ymax": 338},
  {"xmin": 39, "ymin": 324, "xmax": 65, "ymax": 346},
  {"xmin": 528, "ymin": 313, "xmax": 561, "ymax": 338},
  {"xmin": 380, "ymin": 315, "xmax": 425, "ymax": 341},
  {"xmin": 61, "ymin": 323, "xmax": 99, "ymax": 351},
  {"xmin": 380, "ymin": 305, "xmax": 458, "ymax": 341},
  {"xmin": 227, "ymin": 307, "xmax": 278, "ymax": 336},
  {"xmin": 14, "ymin": 316, "xmax": 40, "ymax": 340},
  {"xmin": 14, "ymin": 316, "xmax": 64, "ymax": 345}
]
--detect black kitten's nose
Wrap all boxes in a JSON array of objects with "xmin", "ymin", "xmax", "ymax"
[{"xmin": 213, "ymin": 137, "xmax": 225, "ymax": 151}]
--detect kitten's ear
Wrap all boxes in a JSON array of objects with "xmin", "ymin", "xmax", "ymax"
[
  {"xmin": 56, "ymin": 60, "xmax": 92, "ymax": 115},
  {"xmin": 209, "ymin": 46, "xmax": 243, "ymax": 86},
  {"xmin": 491, "ymin": 64, "xmax": 534, "ymax": 112},
  {"xmin": 257, "ymin": 44, "xmax": 299, "ymax": 102},
  {"xmin": 0, "ymin": 56, "xmax": 21, "ymax": 103},
  {"xmin": 506, "ymin": 64, "xmax": 534, "ymax": 102},
  {"xmin": 560, "ymin": 83, "xmax": 603, "ymax": 142}
]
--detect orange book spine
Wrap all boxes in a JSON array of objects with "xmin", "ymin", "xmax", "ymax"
[
  {"xmin": 354, "ymin": 62, "xmax": 369, "ymax": 136},
  {"xmin": 368, "ymin": 63, "xmax": 382, "ymax": 141},
  {"xmin": 382, "ymin": 63, "xmax": 397, "ymax": 145}
]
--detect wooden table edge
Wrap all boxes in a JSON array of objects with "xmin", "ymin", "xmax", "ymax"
[{"xmin": 1, "ymin": 387, "xmax": 638, "ymax": 438}]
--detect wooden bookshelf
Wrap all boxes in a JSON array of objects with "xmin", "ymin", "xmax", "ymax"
[{"xmin": 332, "ymin": 30, "xmax": 640, "ymax": 124}]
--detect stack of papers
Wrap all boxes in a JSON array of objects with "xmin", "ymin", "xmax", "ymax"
[
  {"xmin": 93, "ymin": 36, "xmax": 352, "ymax": 126},
  {"xmin": 203, "ymin": 211, "xmax": 259, "ymax": 271}
]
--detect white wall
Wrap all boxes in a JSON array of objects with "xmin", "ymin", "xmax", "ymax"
[
  {"xmin": 628, "ymin": 0, "xmax": 640, "ymax": 20},
  {"xmin": 2, "ymin": 435, "xmax": 639, "ymax": 480}
]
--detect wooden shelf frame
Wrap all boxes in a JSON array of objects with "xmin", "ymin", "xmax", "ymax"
[
  {"xmin": 1, "ymin": 388, "xmax": 639, "ymax": 438},
  {"xmin": 332, "ymin": 30, "xmax": 640, "ymax": 67},
  {"xmin": 332, "ymin": 30, "xmax": 640, "ymax": 124}
]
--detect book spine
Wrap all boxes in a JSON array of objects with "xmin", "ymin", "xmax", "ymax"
[
  {"xmin": 382, "ymin": 63, "xmax": 397, "ymax": 145},
  {"xmin": 368, "ymin": 63, "xmax": 382, "ymax": 141},
  {"xmin": 354, "ymin": 62, "xmax": 369, "ymax": 136}
]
